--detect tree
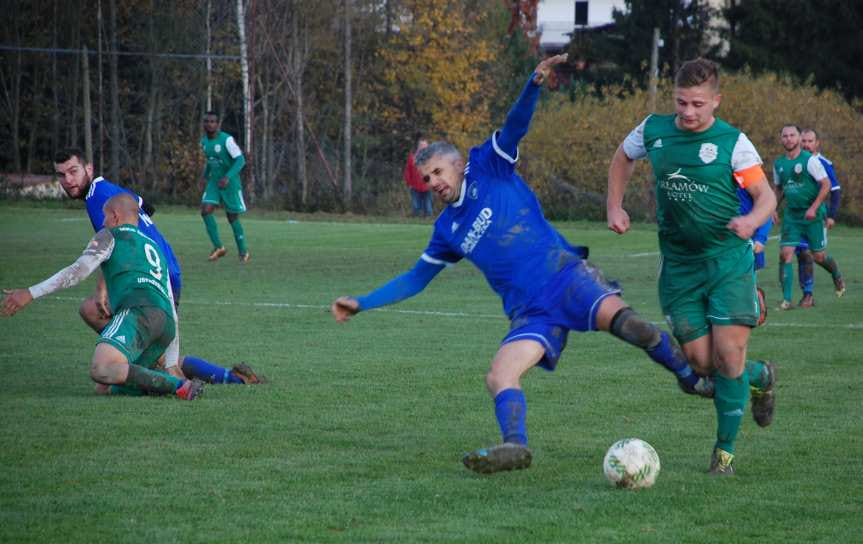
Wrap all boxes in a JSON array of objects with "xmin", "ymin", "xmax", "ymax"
[
  {"xmin": 568, "ymin": 0, "xmax": 718, "ymax": 88},
  {"xmin": 375, "ymin": 1, "xmax": 496, "ymax": 150},
  {"xmin": 723, "ymin": 0, "xmax": 863, "ymax": 101}
]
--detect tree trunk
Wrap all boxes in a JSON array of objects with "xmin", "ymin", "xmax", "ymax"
[
  {"xmin": 51, "ymin": 0, "xmax": 60, "ymax": 156},
  {"xmin": 237, "ymin": 0, "xmax": 255, "ymax": 201},
  {"xmin": 343, "ymin": 0, "xmax": 352, "ymax": 203},
  {"xmin": 109, "ymin": 0, "xmax": 121, "ymax": 179},
  {"xmin": 97, "ymin": 0, "xmax": 104, "ymax": 171},
  {"xmin": 206, "ymin": 0, "xmax": 212, "ymax": 111},
  {"xmin": 82, "ymin": 46, "xmax": 94, "ymax": 165},
  {"xmin": 70, "ymin": 5, "xmax": 81, "ymax": 147},
  {"xmin": 289, "ymin": 7, "xmax": 308, "ymax": 206}
]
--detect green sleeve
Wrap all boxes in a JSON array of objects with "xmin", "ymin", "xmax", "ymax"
[{"xmin": 225, "ymin": 153, "xmax": 246, "ymax": 179}]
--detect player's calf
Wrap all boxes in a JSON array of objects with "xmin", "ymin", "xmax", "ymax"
[{"xmin": 608, "ymin": 307, "xmax": 706, "ymax": 396}]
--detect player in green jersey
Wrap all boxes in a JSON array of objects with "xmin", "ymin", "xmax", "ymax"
[
  {"xmin": 2, "ymin": 194, "xmax": 203, "ymax": 400},
  {"xmin": 607, "ymin": 58, "xmax": 777, "ymax": 475},
  {"xmin": 200, "ymin": 111, "xmax": 250, "ymax": 263},
  {"xmin": 773, "ymin": 124, "xmax": 844, "ymax": 309}
]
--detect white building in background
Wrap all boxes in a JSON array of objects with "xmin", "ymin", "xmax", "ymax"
[{"xmin": 537, "ymin": 0, "xmax": 627, "ymax": 51}]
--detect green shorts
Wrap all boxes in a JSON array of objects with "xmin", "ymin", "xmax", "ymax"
[
  {"xmin": 96, "ymin": 305, "xmax": 176, "ymax": 369},
  {"xmin": 781, "ymin": 212, "xmax": 826, "ymax": 251},
  {"xmin": 658, "ymin": 243, "xmax": 759, "ymax": 344},
  {"xmin": 201, "ymin": 178, "xmax": 247, "ymax": 214}
]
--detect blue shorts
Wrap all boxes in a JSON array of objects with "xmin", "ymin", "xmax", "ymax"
[{"xmin": 502, "ymin": 260, "xmax": 621, "ymax": 371}]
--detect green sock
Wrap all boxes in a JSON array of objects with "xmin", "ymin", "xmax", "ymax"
[
  {"xmin": 124, "ymin": 365, "xmax": 183, "ymax": 396},
  {"xmin": 713, "ymin": 371, "xmax": 749, "ymax": 454},
  {"xmin": 745, "ymin": 360, "xmax": 768, "ymax": 390},
  {"xmin": 203, "ymin": 213, "xmax": 223, "ymax": 249},
  {"xmin": 818, "ymin": 255, "xmax": 841, "ymax": 281},
  {"xmin": 229, "ymin": 218, "xmax": 248, "ymax": 255},
  {"xmin": 108, "ymin": 384, "xmax": 146, "ymax": 396},
  {"xmin": 781, "ymin": 262, "xmax": 793, "ymax": 301}
]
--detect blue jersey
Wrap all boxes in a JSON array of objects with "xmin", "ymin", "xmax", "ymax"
[
  {"xmin": 422, "ymin": 134, "xmax": 586, "ymax": 319},
  {"xmin": 84, "ymin": 177, "xmax": 182, "ymax": 298},
  {"xmin": 816, "ymin": 154, "xmax": 840, "ymax": 190},
  {"xmin": 736, "ymin": 188, "xmax": 773, "ymax": 245}
]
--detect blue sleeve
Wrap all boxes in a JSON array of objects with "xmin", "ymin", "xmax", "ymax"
[
  {"xmin": 494, "ymin": 74, "xmax": 542, "ymax": 160},
  {"xmin": 356, "ymin": 258, "xmax": 445, "ymax": 311},
  {"xmin": 820, "ymin": 158, "xmax": 840, "ymax": 189},
  {"xmin": 753, "ymin": 216, "xmax": 773, "ymax": 244},
  {"xmin": 828, "ymin": 188, "xmax": 841, "ymax": 219}
]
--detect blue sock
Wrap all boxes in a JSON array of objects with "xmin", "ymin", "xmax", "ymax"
[
  {"xmin": 181, "ymin": 356, "xmax": 243, "ymax": 384},
  {"xmin": 647, "ymin": 332, "xmax": 698, "ymax": 388},
  {"xmin": 494, "ymin": 388, "xmax": 528, "ymax": 445}
]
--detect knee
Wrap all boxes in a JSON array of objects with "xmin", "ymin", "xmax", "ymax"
[
  {"xmin": 608, "ymin": 307, "xmax": 660, "ymax": 349},
  {"xmin": 89, "ymin": 359, "xmax": 114, "ymax": 384},
  {"xmin": 227, "ymin": 213, "xmax": 238, "ymax": 223},
  {"xmin": 713, "ymin": 346, "xmax": 746, "ymax": 378},
  {"xmin": 485, "ymin": 366, "xmax": 517, "ymax": 396},
  {"xmin": 79, "ymin": 298, "xmax": 106, "ymax": 331},
  {"xmin": 812, "ymin": 252, "xmax": 825, "ymax": 263}
]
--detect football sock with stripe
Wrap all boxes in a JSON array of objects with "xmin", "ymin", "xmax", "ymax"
[
  {"xmin": 108, "ymin": 384, "xmax": 146, "ymax": 396},
  {"xmin": 494, "ymin": 388, "xmax": 528, "ymax": 445},
  {"xmin": 745, "ymin": 360, "xmax": 769, "ymax": 390},
  {"xmin": 123, "ymin": 364, "xmax": 184, "ymax": 395},
  {"xmin": 818, "ymin": 255, "xmax": 842, "ymax": 282},
  {"xmin": 203, "ymin": 213, "xmax": 222, "ymax": 249},
  {"xmin": 610, "ymin": 308, "xmax": 698, "ymax": 389},
  {"xmin": 797, "ymin": 251, "xmax": 814, "ymax": 294},
  {"xmin": 781, "ymin": 262, "xmax": 794, "ymax": 302},
  {"xmin": 181, "ymin": 356, "xmax": 244, "ymax": 384},
  {"xmin": 229, "ymin": 218, "xmax": 248, "ymax": 255},
  {"xmin": 713, "ymin": 371, "xmax": 749, "ymax": 455}
]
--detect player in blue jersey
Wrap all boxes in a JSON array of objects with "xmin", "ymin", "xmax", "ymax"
[
  {"xmin": 53, "ymin": 149, "xmax": 263, "ymax": 388},
  {"xmin": 794, "ymin": 129, "xmax": 846, "ymax": 305},
  {"xmin": 737, "ymin": 188, "xmax": 772, "ymax": 325},
  {"xmin": 330, "ymin": 55, "xmax": 709, "ymax": 475}
]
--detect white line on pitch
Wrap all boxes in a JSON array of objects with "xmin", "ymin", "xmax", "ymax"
[{"xmin": 45, "ymin": 295, "xmax": 862, "ymax": 328}]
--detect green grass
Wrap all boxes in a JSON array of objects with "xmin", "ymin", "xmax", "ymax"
[{"xmin": 1, "ymin": 202, "xmax": 861, "ymax": 543}]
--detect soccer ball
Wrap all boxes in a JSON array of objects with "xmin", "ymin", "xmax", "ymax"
[{"xmin": 603, "ymin": 438, "xmax": 661, "ymax": 490}]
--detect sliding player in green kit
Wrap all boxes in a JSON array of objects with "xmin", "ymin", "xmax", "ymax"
[
  {"xmin": 200, "ymin": 111, "xmax": 250, "ymax": 263},
  {"xmin": 607, "ymin": 58, "xmax": 777, "ymax": 475},
  {"xmin": 2, "ymin": 194, "xmax": 203, "ymax": 400}
]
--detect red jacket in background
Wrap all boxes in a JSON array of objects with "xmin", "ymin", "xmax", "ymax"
[{"xmin": 403, "ymin": 153, "xmax": 429, "ymax": 192}]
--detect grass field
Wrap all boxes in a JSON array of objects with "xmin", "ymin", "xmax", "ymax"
[{"xmin": 1, "ymin": 202, "xmax": 861, "ymax": 543}]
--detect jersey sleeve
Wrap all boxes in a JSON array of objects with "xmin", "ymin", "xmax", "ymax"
[
  {"xmin": 730, "ymin": 133, "xmax": 765, "ymax": 189},
  {"xmin": 422, "ymin": 222, "xmax": 463, "ymax": 266},
  {"xmin": 467, "ymin": 139, "xmax": 517, "ymax": 181},
  {"xmin": 807, "ymin": 155, "xmax": 828, "ymax": 181},
  {"xmin": 225, "ymin": 136, "xmax": 243, "ymax": 159},
  {"xmin": 29, "ymin": 229, "xmax": 115, "ymax": 299},
  {"xmin": 621, "ymin": 117, "xmax": 648, "ymax": 160},
  {"xmin": 820, "ymin": 158, "xmax": 840, "ymax": 190}
]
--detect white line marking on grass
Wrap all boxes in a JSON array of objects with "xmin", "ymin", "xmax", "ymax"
[
  {"xmin": 46, "ymin": 296, "xmax": 862, "ymax": 327},
  {"xmin": 628, "ymin": 251, "xmax": 659, "ymax": 257}
]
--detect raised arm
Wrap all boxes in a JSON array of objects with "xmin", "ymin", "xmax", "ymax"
[
  {"xmin": 495, "ymin": 54, "xmax": 568, "ymax": 158},
  {"xmin": 2, "ymin": 229, "xmax": 115, "ymax": 316},
  {"xmin": 331, "ymin": 258, "xmax": 446, "ymax": 322}
]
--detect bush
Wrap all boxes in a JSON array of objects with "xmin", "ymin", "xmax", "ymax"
[{"xmin": 520, "ymin": 70, "xmax": 863, "ymax": 223}]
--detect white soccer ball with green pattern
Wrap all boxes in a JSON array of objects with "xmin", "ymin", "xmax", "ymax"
[{"xmin": 603, "ymin": 438, "xmax": 660, "ymax": 489}]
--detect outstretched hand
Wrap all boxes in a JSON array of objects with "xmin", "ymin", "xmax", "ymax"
[
  {"xmin": 331, "ymin": 296, "xmax": 359, "ymax": 323},
  {"xmin": 1, "ymin": 289, "xmax": 33, "ymax": 317},
  {"xmin": 533, "ymin": 54, "xmax": 568, "ymax": 85}
]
